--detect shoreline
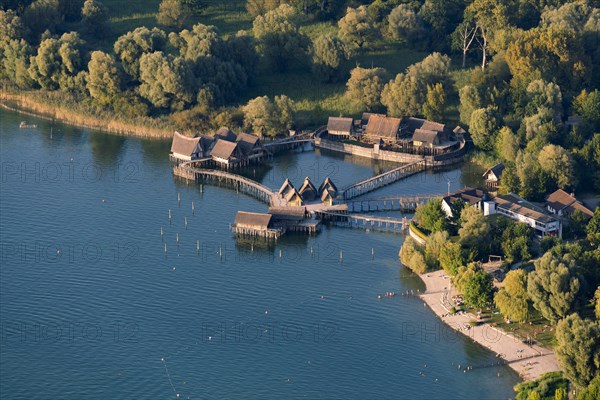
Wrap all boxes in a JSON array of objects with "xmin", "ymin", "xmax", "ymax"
[
  {"xmin": 0, "ymin": 92, "xmax": 173, "ymax": 139},
  {"xmin": 418, "ymin": 269, "xmax": 561, "ymax": 382}
]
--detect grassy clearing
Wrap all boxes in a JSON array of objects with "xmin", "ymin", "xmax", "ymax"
[{"xmin": 488, "ymin": 309, "xmax": 556, "ymax": 348}]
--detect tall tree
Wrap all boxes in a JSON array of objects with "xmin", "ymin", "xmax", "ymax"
[
  {"xmin": 252, "ymin": 4, "xmax": 310, "ymax": 71},
  {"xmin": 463, "ymin": 268, "xmax": 494, "ymax": 309},
  {"xmin": 527, "ymin": 252, "xmax": 580, "ymax": 324},
  {"xmin": 138, "ymin": 52, "xmax": 193, "ymax": 110},
  {"xmin": 338, "ymin": 6, "xmax": 378, "ymax": 49},
  {"xmin": 496, "ymin": 126, "xmax": 520, "ymax": 161},
  {"xmin": 414, "ymin": 198, "xmax": 447, "ymax": 234},
  {"xmin": 311, "ymin": 34, "xmax": 349, "ymax": 83},
  {"xmin": 345, "ymin": 66, "xmax": 387, "ymax": 112},
  {"xmin": 538, "ymin": 144, "xmax": 577, "ymax": 189},
  {"xmin": 386, "ymin": 4, "xmax": 425, "ymax": 43},
  {"xmin": 555, "ymin": 313, "xmax": 600, "ymax": 388},
  {"xmin": 86, "ymin": 51, "xmax": 121, "ymax": 106},
  {"xmin": 505, "ymin": 26, "xmax": 590, "ymax": 89},
  {"xmin": 495, "ymin": 269, "xmax": 529, "ymax": 322},
  {"xmin": 469, "ymin": 106, "xmax": 500, "ymax": 150},
  {"xmin": 381, "ymin": 73, "xmax": 423, "ymax": 118},
  {"xmin": 423, "ymin": 83, "xmax": 446, "ymax": 121},
  {"xmin": 452, "ymin": 20, "xmax": 478, "ymax": 68},
  {"xmin": 465, "ymin": 0, "xmax": 509, "ymax": 69},
  {"xmin": 114, "ymin": 27, "xmax": 167, "ymax": 81},
  {"xmin": 458, "ymin": 206, "xmax": 490, "ymax": 259},
  {"xmin": 81, "ymin": 0, "xmax": 108, "ymax": 36},
  {"xmin": 459, "ymin": 85, "xmax": 481, "ymax": 126},
  {"xmin": 157, "ymin": 0, "xmax": 191, "ymax": 28},
  {"xmin": 243, "ymin": 95, "xmax": 295, "ymax": 137},
  {"xmin": 23, "ymin": 0, "xmax": 63, "ymax": 40}
]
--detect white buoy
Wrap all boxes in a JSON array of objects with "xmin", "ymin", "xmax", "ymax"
[
  {"xmin": 340, "ymin": 250, "xmax": 343, "ymax": 260},
  {"xmin": 196, "ymin": 240, "xmax": 200, "ymax": 254}
]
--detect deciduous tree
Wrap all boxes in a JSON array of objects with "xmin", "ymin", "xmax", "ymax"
[
  {"xmin": 386, "ymin": 4, "xmax": 425, "ymax": 43},
  {"xmin": 81, "ymin": 0, "xmax": 108, "ymax": 36},
  {"xmin": 423, "ymin": 83, "xmax": 446, "ymax": 121},
  {"xmin": 538, "ymin": 144, "xmax": 577, "ymax": 189},
  {"xmin": 338, "ymin": 6, "xmax": 378, "ymax": 49},
  {"xmin": 469, "ymin": 107, "xmax": 500, "ymax": 151},
  {"xmin": 138, "ymin": 52, "xmax": 193, "ymax": 110},
  {"xmin": 86, "ymin": 51, "xmax": 121, "ymax": 106},
  {"xmin": 495, "ymin": 269, "xmax": 529, "ymax": 322},
  {"xmin": 114, "ymin": 27, "xmax": 167, "ymax": 81},
  {"xmin": 157, "ymin": 0, "xmax": 191, "ymax": 28},
  {"xmin": 414, "ymin": 198, "xmax": 447, "ymax": 234},
  {"xmin": 243, "ymin": 95, "xmax": 295, "ymax": 138},
  {"xmin": 458, "ymin": 206, "xmax": 490, "ymax": 259},
  {"xmin": 555, "ymin": 313, "xmax": 600, "ymax": 388},
  {"xmin": 311, "ymin": 34, "xmax": 349, "ymax": 83},
  {"xmin": 527, "ymin": 252, "xmax": 580, "ymax": 324},
  {"xmin": 252, "ymin": 4, "xmax": 310, "ymax": 71},
  {"xmin": 459, "ymin": 85, "xmax": 481, "ymax": 126},
  {"xmin": 346, "ymin": 66, "xmax": 387, "ymax": 112}
]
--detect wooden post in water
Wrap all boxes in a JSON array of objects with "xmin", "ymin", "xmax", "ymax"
[
  {"xmin": 178, "ymin": 192, "xmax": 181, "ymax": 207},
  {"xmin": 192, "ymin": 201, "xmax": 195, "ymax": 215}
]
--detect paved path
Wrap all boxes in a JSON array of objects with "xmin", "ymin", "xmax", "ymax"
[{"xmin": 419, "ymin": 269, "xmax": 561, "ymax": 381}]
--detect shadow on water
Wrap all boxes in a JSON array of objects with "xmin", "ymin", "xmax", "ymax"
[
  {"xmin": 89, "ymin": 130, "xmax": 126, "ymax": 165},
  {"xmin": 140, "ymin": 138, "xmax": 171, "ymax": 165}
]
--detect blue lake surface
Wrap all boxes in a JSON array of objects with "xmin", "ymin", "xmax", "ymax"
[{"xmin": 0, "ymin": 109, "xmax": 518, "ymax": 399}]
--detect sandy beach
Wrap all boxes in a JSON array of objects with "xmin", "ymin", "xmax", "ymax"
[{"xmin": 419, "ymin": 269, "xmax": 561, "ymax": 381}]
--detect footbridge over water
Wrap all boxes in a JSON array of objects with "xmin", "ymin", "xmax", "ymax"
[
  {"xmin": 344, "ymin": 193, "xmax": 444, "ymax": 213},
  {"xmin": 312, "ymin": 210, "xmax": 411, "ymax": 233},
  {"xmin": 340, "ymin": 160, "xmax": 426, "ymax": 200},
  {"xmin": 174, "ymin": 162, "xmax": 286, "ymax": 207}
]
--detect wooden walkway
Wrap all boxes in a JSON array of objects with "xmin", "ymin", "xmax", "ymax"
[
  {"xmin": 345, "ymin": 194, "xmax": 444, "ymax": 213},
  {"xmin": 312, "ymin": 210, "xmax": 410, "ymax": 233},
  {"xmin": 174, "ymin": 164, "xmax": 286, "ymax": 207},
  {"xmin": 340, "ymin": 160, "xmax": 426, "ymax": 200}
]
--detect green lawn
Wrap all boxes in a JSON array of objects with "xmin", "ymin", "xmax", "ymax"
[{"xmin": 487, "ymin": 309, "xmax": 556, "ymax": 348}]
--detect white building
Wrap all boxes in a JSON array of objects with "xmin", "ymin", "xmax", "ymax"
[{"xmin": 487, "ymin": 194, "xmax": 561, "ymax": 237}]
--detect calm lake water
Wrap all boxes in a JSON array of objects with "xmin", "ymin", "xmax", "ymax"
[{"xmin": 0, "ymin": 109, "xmax": 519, "ymax": 399}]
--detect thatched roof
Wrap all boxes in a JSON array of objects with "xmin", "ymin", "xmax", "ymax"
[
  {"xmin": 215, "ymin": 126, "xmax": 237, "ymax": 142},
  {"xmin": 234, "ymin": 211, "xmax": 272, "ymax": 229},
  {"xmin": 365, "ymin": 115, "xmax": 401, "ymax": 138},
  {"xmin": 327, "ymin": 117, "xmax": 353, "ymax": 134},
  {"xmin": 278, "ymin": 178, "xmax": 295, "ymax": 195},
  {"xmin": 284, "ymin": 187, "xmax": 302, "ymax": 203},
  {"xmin": 298, "ymin": 176, "xmax": 318, "ymax": 200},
  {"xmin": 404, "ymin": 117, "xmax": 445, "ymax": 133},
  {"xmin": 483, "ymin": 163, "xmax": 505, "ymax": 180},
  {"xmin": 412, "ymin": 129, "xmax": 441, "ymax": 145},
  {"xmin": 171, "ymin": 131, "xmax": 201, "ymax": 159},
  {"xmin": 361, "ymin": 112, "xmax": 383, "ymax": 126},
  {"xmin": 236, "ymin": 132, "xmax": 261, "ymax": 155},
  {"xmin": 318, "ymin": 177, "xmax": 338, "ymax": 196},
  {"xmin": 268, "ymin": 206, "xmax": 306, "ymax": 220},
  {"xmin": 211, "ymin": 139, "xmax": 239, "ymax": 161},
  {"xmin": 321, "ymin": 187, "xmax": 335, "ymax": 202},
  {"xmin": 453, "ymin": 125, "xmax": 467, "ymax": 135}
]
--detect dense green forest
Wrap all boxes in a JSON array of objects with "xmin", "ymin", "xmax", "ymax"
[{"xmin": 1, "ymin": 0, "xmax": 599, "ymax": 199}]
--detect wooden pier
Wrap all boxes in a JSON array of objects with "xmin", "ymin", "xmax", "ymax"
[
  {"xmin": 174, "ymin": 164, "xmax": 286, "ymax": 206},
  {"xmin": 345, "ymin": 194, "xmax": 443, "ymax": 213},
  {"xmin": 313, "ymin": 210, "xmax": 411, "ymax": 233},
  {"xmin": 340, "ymin": 160, "xmax": 426, "ymax": 200}
]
